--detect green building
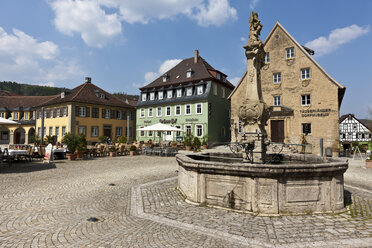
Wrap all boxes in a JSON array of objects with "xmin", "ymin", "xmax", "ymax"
[{"xmin": 136, "ymin": 50, "xmax": 234, "ymax": 145}]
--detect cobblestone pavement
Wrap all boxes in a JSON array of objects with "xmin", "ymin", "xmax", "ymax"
[{"xmin": 1, "ymin": 156, "xmax": 372, "ymax": 247}]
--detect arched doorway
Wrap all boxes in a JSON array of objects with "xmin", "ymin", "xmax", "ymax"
[
  {"xmin": 0, "ymin": 126, "xmax": 10, "ymax": 144},
  {"xmin": 14, "ymin": 127, "xmax": 26, "ymax": 144},
  {"xmin": 28, "ymin": 128, "xmax": 35, "ymax": 144}
]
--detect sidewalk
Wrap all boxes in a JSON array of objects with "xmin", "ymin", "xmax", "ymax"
[{"xmin": 344, "ymin": 158, "xmax": 372, "ymax": 192}]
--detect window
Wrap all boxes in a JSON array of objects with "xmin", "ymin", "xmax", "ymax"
[
  {"xmin": 273, "ymin": 73, "xmax": 281, "ymax": 84},
  {"xmin": 92, "ymin": 108, "xmax": 99, "ymax": 118},
  {"xmin": 105, "ymin": 109, "xmax": 111, "ymax": 119},
  {"xmin": 167, "ymin": 90, "xmax": 173, "ymax": 98},
  {"xmin": 116, "ymin": 127, "xmax": 122, "ymax": 137},
  {"xmin": 0, "ymin": 112, "xmax": 5, "ymax": 118},
  {"xmin": 148, "ymin": 108, "xmax": 153, "ymax": 117},
  {"xmin": 56, "ymin": 108, "xmax": 60, "ymax": 117},
  {"xmin": 140, "ymin": 127, "xmax": 145, "ymax": 137},
  {"xmin": 197, "ymin": 86, "xmax": 203, "ymax": 95},
  {"xmin": 286, "ymin": 47, "xmax": 294, "ymax": 59},
  {"xmin": 157, "ymin": 107, "xmax": 162, "ymax": 117},
  {"xmin": 196, "ymin": 103, "xmax": 202, "ymax": 114},
  {"xmin": 158, "ymin": 91, "xmax": 163, "ymax": 100},
  {"xmin": 49, "ymin": 127, "xmax": 53, "ymax": 136},
  {"xmin": 238, "ymin": 119, "xmax": 242, "ymax": 133},
  {"xmin": 14, "ymin": 112, "xmax": 18, "ymax": 120},
  {"xmin": 177, "ymin": 89, "xmax": 182, "ymax": 98},
  {"xmin": 302, "ymin": 123, "xmax": 312, "ymax": 135},
  {"xmin": 216, "ymin": 73, "xmax": 221, "ymax": 80},
  {"xmin": 162, "ymin": 74, "xmax": 168, "ymax": 82},
  {"xmin": 301, "ymin": 68, "xmax": 311, "ymax": 80},
  {"xmin": 196, "ymin": 124, "xmax": 203, "ymax": 137},
  {"xmin": 213, "ymin": 84, "xmax": 218, "ymax": 95},
  {"xmin": 175, "ymin": 125, "xmax": 181, "ymax": 136},
  {"xmin": 186, "ymin": 87, "xmax": 193, "ymax": 96},
  {"xmin": 43, "ymin": 127, "xmax": 46, "ymax": 136},
  {"xmin": 63, "ymin": 107, "xmax": 67, "ymax": 117},
  {"xmin": 273, "ymin": 96, "xmax": 281, "ymax": 106},
  {"xmin": 79, "ymin": 107, "xmax": 86, "ymax": 117},
  {"xmin": 55, "ymin": 127, "xmax": 59, "ymax": 137},
  {"xmin": 38, "ymin": 127, "xmax": 41, "ymax": 136},
  {"xmin": 24, "ymin": 112, "xmax": 29, "ymax": 120},
  {"xmin": 140, "ymin": 109, "xmax": 145, "ymax": 118},
  {"xmin": 185, "ymin": 125, "xmax": 192, "ymax": 135},
  {"xmin": 222, "ymin": 87, "xmax": 225, "ymax": 98},
  {"xmin": 142, "ymin": 93, "xmax": 147, "ymax": 101},
  {"xmin": 175, "ymin": 105, "xmax": 181, "ymax": 116},
  {"xmin": 265, "ymin": 52, "xmax": 270, "ymax": 64},
  {"xmin": 150, "ymin": 92, "xmax": 155, "ymax": 100},
  {"xmin": 116, "ymin": 110, "xmax": 122, "ymax": 119},
  {"xmin": 166, "ymin": 106, "xmax": 171, "ymax": 116},
  {"xmin": 91, "ymin": 126, "xmax": 99, "ymax": 137},
  {"xmin": 62, "ymin": 126, "xmax": 66, "ymax": 136},
  {"xmin": 50, "ymin": 109, "xmax": 54, "ymax": 118},
  {"xmin": 185, "ymin": 104, "xmax": 191, "ymax": 115},
  {"xmin": 353, "ymin": 124, "xmax": 357, "ymax": 130},
  {"xmin": 301, "ymin": 95, "xmax": 311, "ymax": 106},
  {"xmin": 148, "ymin": 131, "xmax": 153, "ymax": 137},
  {"xmin": 186, "ymin": 70, "xmax": 192, "ymax": 78},
  {"xmin": 78, "ymin": 126, "xmax": 86, "ymax": 135}
]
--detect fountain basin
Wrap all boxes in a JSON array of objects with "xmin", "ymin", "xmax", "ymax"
[{"xmin": 176, "ymin": 152, "xmax": 348, "ymax": 215}]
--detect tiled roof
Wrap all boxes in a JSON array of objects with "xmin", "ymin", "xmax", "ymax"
[
  {"xmin": 0, "ymin": 95, "xmax": 57, "ymax": 110},
  {"xmin": 140, "ymin": 56, "xmax": 234, "ymax": 90},
  {"xmin": 35, "ymin": 80, "xmax": 133, "ymax": 109},
  {"xmin": 0, "ymin": 90, "xmax": 21, "ymax": 96}
]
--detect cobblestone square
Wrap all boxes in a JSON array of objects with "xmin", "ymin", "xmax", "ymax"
[{"xmin": 1, "ymin": 156, "xmax": 372, "ymax": 247}]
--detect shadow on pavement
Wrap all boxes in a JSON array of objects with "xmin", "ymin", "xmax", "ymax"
[{"xmin": 0, "ymin": 162, "xmax": 56, "ymax": 174}]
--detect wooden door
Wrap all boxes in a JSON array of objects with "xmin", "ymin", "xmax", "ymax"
[{"xmin": 270, "ymin": 120, "xmax": 284, "ymax": 143}]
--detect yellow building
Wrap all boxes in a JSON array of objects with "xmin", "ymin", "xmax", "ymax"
[
  {"xmin": 229, "ymin": 22, "xmax": 346, "ymax": 157},
  {"xmin": 34, "ymin": 77, "xmax": 136, "ymax": 144}
]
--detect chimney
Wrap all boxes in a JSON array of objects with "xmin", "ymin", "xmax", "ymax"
[
  {"xmin": 61, "ymin": 92, "xmax": 65, "ymax": 98},
  {"xmin": 85, "ymin": 77, "xmax": 91, "ymax": 83},
  {"xmin": 194, "ymin": 50, "xmax": 199, "ymax": 64}
]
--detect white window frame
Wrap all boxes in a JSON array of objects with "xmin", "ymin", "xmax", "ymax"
[
  {"xmin": 63, "ymin": 107, "xmax": 67, "ymax": 117},
  {"xmin": 301, "ymin": 68, "xmax": 311, "ymax": 80},
  {"xmin": 79, "ymin": 106, "xmax": 86, "ymax": 117},
  {"xmin": 186, "ymin": 87, "xmax": 193, "ymax": 96},
  {"xmin": 185, "ymin": 125, "xmax": 192, "ymax": 135},
  {"xmin": 195, "ymin": 124, "xmax": 203, "ymax": 137},
  {"xmin": 140, "ymin": 127, "xmax": 145, "ymax": 137},
  {"xmin": 273, "ymin": 73, "xmax": 281, "ymax": 84},
  {"xmin": 117, "ymin": 110, "xmax": 122, "ymax": 119},
  {"xmin": 148, "ymin": 108, "xmax": 153, "ymax": 117},
  {"xmin": 91, "ymin": 126, "xmax": 99, "ymax": 137},
  {"xmin": 50, "ymin": 109, "xmax": 54, "ymax": 118},
  {"xmin": 49, "ymin": 127, "xmax": 53, "ymax": 136},
  {"xmin": 55, "ymin": 126, "xmax": 59, "ymax": 137},
  {"xmin": 148, "ymin": 131, "xmax": 153, "ymax": 137},
  {"xmin": 265, "ymin": 52, "xmax": 270, "ymax": 64},
  {"xmin": 78, "ymin": 126, "xmax": 86, "ymax": 135},
  {"xmin": 197, "ymin": 86, "xmax": 203, "ymax": 95},
  {"xmin": 142, "ymin": 93, "xmax": 147, "ymax": 101},
  {"xmin": 158, "ymin": 91, "xmax": 163, "ymax": 100},
  {"xmin": 105, "ymin": 109, "xmax": 111, "ymax": 119},
  {"xmin": 62, "ymin": 126, "xmax": 66, "ymax": 136},
  {"xmin": 286, "ymin": 47, "xmax": 294, "ymax": 59},
  {"xmin": 195, "ymin": 103, "xmax": 202, "ymax": 114},
  {"xmin": 186, "ymin": 71, "xmax": 192, "ymax": 78},
  {"xmin": 301, "ymin": 94, "xmax": 311, "ymax": 106},
  {"xmin": 56, "ymin": 108, "xmax": 60, "ymax": 117},
  {"xmin": 150, "ymin": 92, "xmax": 155, "ymax": 101},
  {"xmin": 175, "ymin": 125, "xmax": 181, "ymax": 136},
  {"xmin": 185, "ymin": 104, "xmax": 191, "ymax": 115},
  {"xmin": 167, "ymin": 90, "xmax": 173, "ymax": 98},
  {"xmin": 175, "ymin": 105, "xmax": 181, "ymax": 116},
  {"xmin": 176, "ymin": 89, "xmax": 182, "ymax": 98},
  {"xmin": 116, "ymin": 127, "xmax": 122, "ymax": 137},
  {"xmin": 273, "ymin": 96, "xmax": 281, "ymax": 106},
  {"xmin": 216, "ymin": 73, "xmax": 221, "ymax": 80},
  {"xmin": 140, "ymin": 108, "xmax": 145, "ymax": 118},
  {"xmin": 166, "ymin": 106, "xmax": 171, "ymax": 117},
  {"xmin": 156, "ymin": 107, "xmax": 162, "ymax": 117}
]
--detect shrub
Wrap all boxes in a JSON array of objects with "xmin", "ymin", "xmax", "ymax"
[
  {"xmin": 31, "ymin": 135, "xmax": 41, "ymax": 145},
  {"xmin": 98, "ymin": 136, "xmax": 107, "ymax": 143},
  {"xmin": 44, "ymin": 135, "xmax": 56, "ymax": 145},
  {"xmin": 62, "ymin": 133, "xmax": 80, "ymax": 154},
  {"xmin": 184, "ymin": 133, "xmax": 194, "ymax": 146},
  {"xmin": 118, "ymin": 136, "xmax": 127, "ymax": 144},
  {"xmin": 193, "ymin": 137, "xmax": 201, "ymax": 148},
  {"xmin": 76, "ymin": 133, "xmax": 87, "ymax": 152},
  {"xmin": 201, "ymin": 135, "xmax": 210, "ymax": 146},
  {"xmin": 130, "ymin": 145, "xmax": 137, "ymax": 151}
]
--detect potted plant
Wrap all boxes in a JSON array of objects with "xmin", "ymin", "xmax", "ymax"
[
  {"xmin": 62, "ymin": 132, "xmax": 79, "ymax": 160},
  {"xmin": 44, "ymin": 135, "xmax": 56, "ymax": 145},
  {"xmin": 98, "ymin": 135, "xmax": 107, "ymax": 144},
  {"xmin": 184, "ymin": 133, "xmax": 193, "ymax": 151},
  {"xmin": 201, "ymin": 135, "xmax": 209, "ymax": 149},
  {"xmin": 193, "ymin": 137, "xmax": 201, "ymax": 152},
  {"xmin": 109, "ymin": 145, "xmax": 117, "ymax": 157},
  {"xmin": 147, "ymin": 139, "xmax": 153, "ymax": 147},
  {"xmin": 129, "ymin": 145, "xmax": 137, "ymax": 156},
  {"xmin": 31, "ymin": 134, "xmax": 41, "ymax": 146},
  {"xmin": 118, "ymin": 135, "xmax": 127, "ymax": 144},
  {"xmin": 75, "ymin": 133, "xmax": 87, "ymax": 159}
]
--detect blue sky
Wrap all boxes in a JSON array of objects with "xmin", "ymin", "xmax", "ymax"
[{"xmin": 0, "ymin": 0, "xmax": 371, "ymax": 118}]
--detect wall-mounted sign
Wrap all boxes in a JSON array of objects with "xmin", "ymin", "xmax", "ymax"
[
  {"xmin": 185, "ymin": 118, "xmax": 199, "ymax": 122},
  {"xmin": 300, "ymin": 108, "xmax": 331, "ymax": 117},
  {"xmin": 159, "ymin": 118, "xmax": 177, "ymax": 124},
  {"xmin": 144, "ymin": 120, "xmax": 152, "ymax": 124}
]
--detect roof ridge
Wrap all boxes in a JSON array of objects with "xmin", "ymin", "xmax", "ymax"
[{"xmin": 71, "ymin": 82, "xmax": 88, "ymax": 101}]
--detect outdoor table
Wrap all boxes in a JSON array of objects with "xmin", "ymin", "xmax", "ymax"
[
  {"xmin": 7, "ymin": 149, "xmax": 28, "ymax": 160},
  {"xmin": 53, "ymin": 148, "xmax": 67, "ymax": 159}
]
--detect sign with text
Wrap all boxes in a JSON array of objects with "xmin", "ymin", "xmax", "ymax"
[
  {"xmin": 43, "ymin": 144, "xmax": 54, "ymax": 164},
  {"xmin": 300, "ymin": 108, "xmax": 332, "ymax": 117},
  {"xmin": 159, "ymin": 118, "xmax": 177, "ymax": 124}
]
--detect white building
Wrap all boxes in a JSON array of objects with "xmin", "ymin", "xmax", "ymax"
[{"xmin": 339, "ymin": 114, "xmax": 371, "ymax": 143}]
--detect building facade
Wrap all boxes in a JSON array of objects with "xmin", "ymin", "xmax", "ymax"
[
  {"xmin": 136, "ymin": 51, "xmax": 234, "ymax": 145},
  {"xmin": 339, "ymin": 114, "xmax": 372, "ymax": 147},
  {"xmin": 230, "ymin": 22, "xmax": 346, "ymax": 156},
  {"xmin": 34, "ymin": 77, "xmax": 136, "ymax": 144}
]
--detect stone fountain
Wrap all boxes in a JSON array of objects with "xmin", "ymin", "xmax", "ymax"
[{"xmin": 176, "ymin": 12, "xmax": 348, "ymax": 215}]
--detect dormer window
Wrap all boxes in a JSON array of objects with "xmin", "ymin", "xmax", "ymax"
[
  {"xmin": 158, "ymin": 91, "xmax": 163, "ymax": 100},
  {"xmin": 142, "ymin": 93, "xmax": 147, "ymax": 101},
  {"xmin": 94, "ymin": 89, "xmax": 105, "ymax": 99},
  {"xmin": 176, "ymin": 89, "xmax": 182, "ymax": 98},
  {"xmin": 197, "ymin": 85, "xmax": 203, "ymax": 95},
  {"xmin": 186, "ymin": 87, "xmax": 193, "ymax": 96},
  {"xmin": 186, "ymin": 69, "xmax": 193, "ymax": 78},
  {"xmin": 150, "ymin": 92, "xmax": 155, "ymax": 101},
  {"xmin": 216, "ymin": 73, "xmax": 221, "ymax": 80},
  {"xmin": 162, "ymin": 74, "xmax": 169, "ymax": 82},
  {"xmin": 167, "ymin": 90, "xmax": 173, "ymax": 98}
]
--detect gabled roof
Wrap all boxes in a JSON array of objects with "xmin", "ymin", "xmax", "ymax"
[
  {"xmin": 340, "ymin": 113, "xmax": 372, "ymax": 131},
  {"xmin": 0, "ymin": 95, "xmax": 57, "ymax": 110},
  {"xmin": 140, "ymin": 56, "xmax": 234, "ymax": 90},
  {"xmin": 35, "ymin": 80, "xmax": 133, "ymax": 108}
]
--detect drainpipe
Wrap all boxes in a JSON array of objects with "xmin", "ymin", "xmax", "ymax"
[
  {"xmin": 41, "ymin": 107, "xmax": 45, "ymax": 145},
  {"xmin": 127, "ymin": 111, "xmax": 130, "ymax": 144}
]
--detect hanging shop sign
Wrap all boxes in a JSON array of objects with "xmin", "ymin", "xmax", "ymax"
[{"xmin": 159, "ymin": 118, "xmax": 177, "ymax": 124}]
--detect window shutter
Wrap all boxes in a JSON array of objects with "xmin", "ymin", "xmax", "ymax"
[
  {"xmin": 110, "ymin": 109, "xmax": 114, "ymax": 119},
  {"xmin": 75, "ymin": 106, "xmax": 79, "ymax": 116},
  {"xmin": 58, "ymin": 107, "xmax": 62, "ymax": 117},
  {"xmin": 102, "ymin": 109, "xmax": 106, "ymax": 118},
  {"xmin": 86, "ymin": 107, "xmax": 90, "ymax": 117},
  {"xmin": 123, "ymin": 111, "xmax": 127, "ymax": 120},
  {"xmin": 53, "ymin": 108, "xmax": 57, "ymax": 118},
  {"xmin": 66, "ymin": 107, "xmax": 68, "ymax": 116}
]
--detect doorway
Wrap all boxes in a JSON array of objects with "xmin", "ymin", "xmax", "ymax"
[
  {"xmin": 270, "ymin": 120, "xmax": 284, "ymax": 143},
  {"xmin": 103, "ymin": 125, "xmax": 112, "ymax": 139}
]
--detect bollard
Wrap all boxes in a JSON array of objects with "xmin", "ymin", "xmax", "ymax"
[{"xmin": 320, "ymin": 138, "xmax": 323, "ymax": 157}]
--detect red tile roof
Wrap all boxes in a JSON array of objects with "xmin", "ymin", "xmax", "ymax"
[{"xmin": 0, "ymin": 95, "xmax": 57, "ymax": 110}]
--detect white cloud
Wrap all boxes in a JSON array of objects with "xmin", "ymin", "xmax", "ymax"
[
  {"xmin": 0, "ymin": 26, "xmax": 84, "ymax": 85},
  {"xmin": 240, "ymin": 37, "xmax": 246, "ymax": 42},
  {"xmin": 50, "ymin": 0, "xmax": 122, "ymax": 48},
  {"xmin": 229, "ymin": 76, "xmax": 241, "ymax": 86},
  {"xmin": 49, "ymin": 0, "xmax": 237, "ymax": 47},
  {"xmin": 143, "ymin": 59, "xmax": 182, "ymax": 85},
  {"xmin": 37, "ymin": 82, "xmax": 56, "ymax": 87},
  {"xmin": 249, "ymin": 0, "xmax": 260, "ymax": 10},
  {"xmin": 305, "ymin": 24, "xmax": 370, "ymax": 56}
]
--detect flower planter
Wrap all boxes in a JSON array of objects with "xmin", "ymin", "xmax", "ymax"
[
  {"xmin": 76, "ymin": 151, "xmax": 84, "ymax": 159},
  {"xmin": 110, "ymin": 152, "xmax": 117, "ymax": 157},
  {"xmin": 186, "ymin": 146, "xmax": 192, "ymax": 151},
  {"xmin": 130, "ymin": 151, "xmax": 136, "ymax": 156},
  {"xmin": 203, "ymin": 145, "xmax": 208, "ymax": 150},
  {"xmin": 66, "ymin": 153, "xmax": 77, "ymax": 160},
  {"xmin": 366, "ymin": 160, "xmax": 372, "ymax": 168}
]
